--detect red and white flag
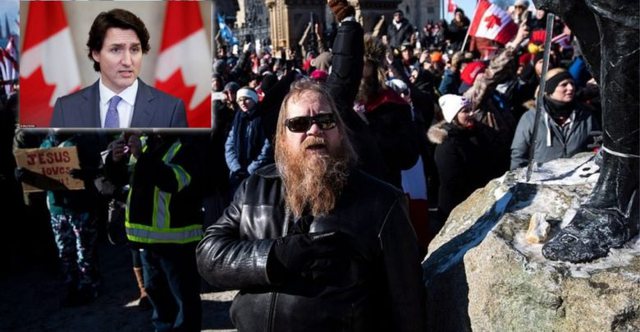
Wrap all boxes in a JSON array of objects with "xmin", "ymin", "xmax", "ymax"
[
  {"xmin": 20, "ymin": 1, "xmax": 80, "ymax": 128},
  {"xmin": 155, "ymin": 1, "xmax": 211, "ymax": 128},
  {"xmin": 468, "ymin": 0, "xmax": 517, "ymax": 45},
  {"xmin": 0, "ymin": 36, "xmax": 18, "ymax": 96},
  {"xmin": 447, "ymin": 0, "xmax": 457, "ymax": 13}
]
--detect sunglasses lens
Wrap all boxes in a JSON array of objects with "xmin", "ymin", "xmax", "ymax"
[
  {"xmin": 285, "ymin": 114, "xmax": 336, "ymax": 132},
  {"xmin": 286, "ymin": 117, "xmax": 311, "ymax": 133},
  {"xmin": 315, "ymin": 114, "xmax": 337, "ymax": 130}
]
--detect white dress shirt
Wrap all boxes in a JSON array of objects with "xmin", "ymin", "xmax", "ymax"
[{"xmin": 99, "ymin": 79, "xmax": 138, "ymax": 128}]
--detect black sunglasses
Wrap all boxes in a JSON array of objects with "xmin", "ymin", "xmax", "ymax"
[{"xmin": 285, "ymin": 113, "xmax": 337, "ymax": 133}]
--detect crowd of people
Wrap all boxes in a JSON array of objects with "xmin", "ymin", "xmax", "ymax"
[{"xmin": 2, "ymin": 0, "xmax": 604, "ymax": 330}]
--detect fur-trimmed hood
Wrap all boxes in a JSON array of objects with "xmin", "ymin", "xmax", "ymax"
[{"xmin": 427, "ymin": 120, "xmax": 450, "ymax": 144}]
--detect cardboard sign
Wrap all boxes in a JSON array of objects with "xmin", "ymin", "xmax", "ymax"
[{"xmin": 14, "ymin": 146, "xmax": 85, "ymax": 192}]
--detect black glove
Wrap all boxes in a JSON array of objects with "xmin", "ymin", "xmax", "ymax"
[{"xmin": 271, "ymin": 231, "xmax": 350, "ymax": 281}]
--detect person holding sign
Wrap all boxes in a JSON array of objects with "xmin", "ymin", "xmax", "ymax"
[{"xmin": 15, "ymin": 132, "xmax": 104, "ymax": 306}]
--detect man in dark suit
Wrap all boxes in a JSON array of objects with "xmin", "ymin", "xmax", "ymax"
[{"xmin": 50, "ymin": 8, "xmax": 187, "ymax": 129}]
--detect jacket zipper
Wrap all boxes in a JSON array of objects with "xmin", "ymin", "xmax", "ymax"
[{"xmin": 267, "ymin": 291, "xmax": 278, "ymax": 332}]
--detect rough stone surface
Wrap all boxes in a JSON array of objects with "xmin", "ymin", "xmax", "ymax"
[{"xmin": 423, "ymin": 153, "xmax": 640, "ymax": 332}]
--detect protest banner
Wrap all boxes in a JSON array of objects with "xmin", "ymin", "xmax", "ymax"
[{"xmin": 14, "ymin": 146, "xmax": 84, "ymax": 192}]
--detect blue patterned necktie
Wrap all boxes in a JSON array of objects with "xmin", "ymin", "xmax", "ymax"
[{"xmin": 104, "ymin": 95, "xmax": 122, "ymax": 128}]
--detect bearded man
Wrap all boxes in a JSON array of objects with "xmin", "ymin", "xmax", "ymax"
[{"xmin": 196, "ymin": 80, "xmax": 426, "ymax": 331}]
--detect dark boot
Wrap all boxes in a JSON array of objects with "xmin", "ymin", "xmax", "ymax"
[{"xmin": 542, "ymin": 153, "xmax": 639, "ymax": 263}]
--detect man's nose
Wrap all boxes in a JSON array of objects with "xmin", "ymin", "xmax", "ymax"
[
  {"xmin": 121, "ymin": 50, "xmax": 132, "ymax": 66},
  {"xmin": 307, "ymin": 122, "xmax": 323, "ymax": 136}
]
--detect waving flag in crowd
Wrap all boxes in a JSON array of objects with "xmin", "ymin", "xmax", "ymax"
[
  {"xmin": 448, "ymin": 0, "xmax": 457, "ymax": 13},
  {"xmin": 0, "ymin": 36, "xmax": 18, "ymax": 96},
  {"xmin": 217, "ymin": 13, "xmax": 238, "ymax": 46},
  {"xmin": 155, "ymin": 1, "xmax": 212, "ymax": 128},
  {"xmin": 20, "ymin": 1, "xmax": 80, "ymax": 127},
  {"xmin": 468, "ymin": 0, "xmax": 518, "ymax": 45}
]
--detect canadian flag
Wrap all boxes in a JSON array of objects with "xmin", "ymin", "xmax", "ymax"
[
  {"xmin": 155, "ymin": 1, "xmax": 211, "ymax": 128},
  {"xmin": 20, "ymin": 1, "xmax": 80, "ymax": 128},
  {"xmin": 448, "ymin": 0, "xmax": 457, "ymax": 13},
  {"xmin": 468, "ymin": 0, "xmax": 518, "ymax": 45}
]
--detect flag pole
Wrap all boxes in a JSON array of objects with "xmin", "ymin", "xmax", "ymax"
[
  {"xmin": 525, "ymin": 13, "xmax": 555, "ymax": 182},
  {"xmin": 459, "ymin": 1, "xmax": 479, "ymax": 52}
]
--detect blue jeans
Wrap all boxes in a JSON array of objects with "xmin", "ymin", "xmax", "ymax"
[{"xmin": 140, "ymin": 244, "xmax": 202, "ymax": 332}]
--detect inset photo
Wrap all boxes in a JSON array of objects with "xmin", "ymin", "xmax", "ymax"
[{"xmin": 19, "ymin": 1, "xmax": 212, "ymax": 129}]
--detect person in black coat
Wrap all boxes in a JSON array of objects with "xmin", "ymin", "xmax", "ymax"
[{"xmin": 428, "ymin": 94, "xmax": 500, "ymax": 223}]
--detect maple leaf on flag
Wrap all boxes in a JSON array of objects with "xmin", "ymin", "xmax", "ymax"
[
  {"xmin": 156, "ymin": 70, "xmax": 210, "ymax": 128},
  {"xmin": 155, "ymin": 1, "xmax": 211, "ymax": 128},
  {"xmin": 20, "ymin": 67, "xmax": 57, "ymax": 127},
  {"xmin": 484, "ymin": 14, "xmax": 502, "ymax": 30},
  {"xmin": 468, "ymin": 0, "xmax": 517, "ymax": 45}
]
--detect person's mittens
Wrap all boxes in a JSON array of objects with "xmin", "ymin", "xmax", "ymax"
[{"xmin": 328, "ymin": 0, "xmax": 355, "ymax": 22}]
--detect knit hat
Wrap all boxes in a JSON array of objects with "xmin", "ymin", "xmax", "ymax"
[
  {"xmin": 439, "ymin": 94, "xmax": 469, "ymax": 123},
  {"xmin": 223, "ymin": 82, "xmax": 240, "ymax": 94},
  {"xmin": 213, "ymin": 59, "xmax": 225, "ymax": 75},
  {"xmin": 460, "ymin": 61, "xmax": 487, "ymax": 85},
  {"xmin": 328, "ymin": 0, "xmax": 355, "ymax": 22},
  {"xmin": 236, "ymin": 87, "xmax": 258, "ymax": 103}
]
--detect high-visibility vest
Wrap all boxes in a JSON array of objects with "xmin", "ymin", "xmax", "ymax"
[{"xmin": 125, "ymin": 140, "xmax": 203, "ymax": 244}]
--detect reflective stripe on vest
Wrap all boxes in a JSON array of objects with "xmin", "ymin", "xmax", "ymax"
[
  {"xmin": 125, "ymin": 222, "xmax": 203, "ymax": 244},
  {"xmin": 126, "ymin": 140, "xmax": 199, "ymax": 244}
]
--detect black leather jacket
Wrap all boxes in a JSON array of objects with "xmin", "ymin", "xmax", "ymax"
[{"xmin": 196, "ymin": 165, "xmax": 426, "ymax": 332}]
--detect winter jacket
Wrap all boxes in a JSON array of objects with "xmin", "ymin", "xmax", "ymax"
[
  {"xmin": 225, "ymin": 106, "xmax": 273, "ymax": 176},
  {"xmin": 510, "ymin": 103, "xmax": 597, "ymax": 170},
  {"xmin": 125, "ymin": 136, "xmax": 204, "ymax": 246},
  {"xmin": 363, "ymin": 89, "xmax": 421, "ymax": 187},
  {"xmin": 196, "ymin": 165, "xmax": 426, "ymax": 332},
  {"xmin": 428, "ymin": 121, "xmax": 501, "ymax": 221},
  {"xmin": 386, "ymin": 18, "xmax": 415, "ymax": 49},
  {"xmin": 326, "ymin": 20, "xmax": 388, "ymax": 183},
  {"xmin": 438, "ymin": 68, "xmax": 462, "ymax": 95}
]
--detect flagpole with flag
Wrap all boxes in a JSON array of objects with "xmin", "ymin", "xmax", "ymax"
[
  {"xmin": 459, "ymin": 0, "xmax": 479, "ymax": 52},
  {"xmin": 20, "ymin": 1, "xmax": 80, "ymax": 128},
  {"xmin": 155, "ymin": 1, "xmax": 212, "ymax": 128},
  {"xmin": 467, "ymin": 0, "xmax": 518, "ymax": 49}
]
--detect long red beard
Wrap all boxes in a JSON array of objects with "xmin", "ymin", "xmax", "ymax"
[{"xmin": 277, "ymin": 137, "xmax": 350, "ymax": 218}]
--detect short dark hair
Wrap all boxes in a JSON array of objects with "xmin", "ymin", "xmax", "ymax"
[{"xmin": 86, "ymin": 8, "xmax": 150, "ymax": 72}]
